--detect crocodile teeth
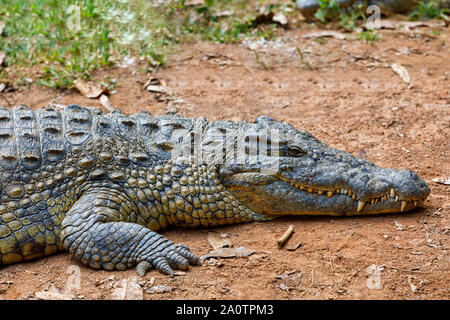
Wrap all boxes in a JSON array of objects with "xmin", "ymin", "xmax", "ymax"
[
  {"xmin": 347, "ymin": 190, "xmax": 352, "ymax": 196},
  {"xmin": 395, "ymin": 195, "xmax": 399, "ymax": 202},
  {"xmin": 401, "ymin": 201, "xmax": 407, "ymax": 212},
  {"xmin": 327, "ymin": 191, "xmax": 333, "ymax": 198},
  {"xmin": 308, "ymin": 188, "xmax": 313, "ymax": 193},
  {"xmin": 390, "ymin": 188, "xmax": 396, "ymax": 198},
  {"xmin": 414, "ymin": 201, "xmax": 418, "ymax": 206},
  {"xmin": 317, "ymin": 190, "xmax": 324, "ymax": 195},
  {"xmin": 357, "ymin": 201, "xmax": 366, "ymax": 212}
]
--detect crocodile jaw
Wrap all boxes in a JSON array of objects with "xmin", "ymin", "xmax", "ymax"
[{"xmin": 221, "ymin": 171, "xmax": 430, "ymax": 216}]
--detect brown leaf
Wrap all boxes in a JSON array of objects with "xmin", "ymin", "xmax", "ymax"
[
  {"xmin": 73, "ymin": 79, "xmax": 109, "ymax": 99},
  {"xmin": 111, "ymin": 278, "xmax": 143, "ymax": 300},
  {"xmin": 146, "ymin": 285, "xmax": 172, "ymax": 294},
  {"xmin": 286, "ymin": 240, "xmax": 303, "ymax": 251},
  {"xmin": 99, "ymin": 94, "xmax": 117, "ymax": 112},
  {"xmin": 207, "ymin": 232, "xmax": 232, "ymax": 250},
  {"xmin": 394, "ymin": 221, "xmax": 405, "ymax": 231},
  {"xmin": 146, "ymin": 85, "xmax": 172, "ymax": 95},
  {"xmin": 391, "ymin": 64, "xmax": 410, "ymax": 84},
  {"xmin": 142, "ymin": 77, "xmax": 161, "ymax": 88},
  {"xmin": 432, "ymin": 177, "xmax": 450, "ymax": 185},
  {"xmin": 272, "ymin": 12, "xmax": 288, "ymax": 25},
  {"xmin": 35, "ymin": 284, "xmax": 74, "ymax": 300},
  {"xmin": 0, "ymin": 21, "xmax": 5, "ymax": 35}
]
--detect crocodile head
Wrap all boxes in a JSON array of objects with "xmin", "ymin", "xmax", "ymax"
[{"xmin": 215, "ymin": 116, "xmax": 430, "ymax": 216}]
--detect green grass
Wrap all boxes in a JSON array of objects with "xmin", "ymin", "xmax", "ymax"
[
  {"xmin": 0, "ymin": 0, "xmax": 175, "ymax": 88},
  {"xmin": 178, "ymin": 0, "xmax": 287, "ymax": 43},
  {"xmin": 312, "ymin": 0, "xmax": 382, "ymax": 42},
  {"xmin": 409, "ymin": 0, "xmax": 449, "ymax": 21},
  {"xmin": 0, "ymin": 0, "xmax": 293, "ymax": 88},
  {"xmin": 359, "ymin": 29, "xmax": 382, "ymax": 42}
]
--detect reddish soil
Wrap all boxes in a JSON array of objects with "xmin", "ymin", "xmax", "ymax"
[{"xmin": 0, "ymin": 21, "xmax": 448, "ymax": 300}]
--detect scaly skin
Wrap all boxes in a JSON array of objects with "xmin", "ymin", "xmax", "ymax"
[{"xmin": 0, "ymin": 105, "xmax": 430, "ymax": 276}]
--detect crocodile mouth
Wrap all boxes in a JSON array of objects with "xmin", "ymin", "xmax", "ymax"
[
  {"xmin": 220, "ymin": 172, "xmax": 429, "ymax": 216},
  {"xmin": 278, "ymin": 176, "xmax": 428, "ymax": 215}
]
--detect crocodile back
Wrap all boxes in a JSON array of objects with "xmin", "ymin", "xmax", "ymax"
[
  {"xmin": 0, "ymin": 104, "xmax": 105, "ymax": 264},
  {"xmin": 0, "ymin": 104, "xmax": 202, "ymax": 264}
]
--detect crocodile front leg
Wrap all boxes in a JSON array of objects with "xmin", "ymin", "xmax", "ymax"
[{"xmin": 60, "ymin": 189, "xmax": 200, "ymax": 276}]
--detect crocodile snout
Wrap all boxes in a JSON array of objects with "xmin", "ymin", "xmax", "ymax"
[{"xmin": 387, "ymin": 169, "xmax": 430, "ymax": 202}]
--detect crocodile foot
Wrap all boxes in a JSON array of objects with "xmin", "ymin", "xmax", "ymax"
[{"xmin": 136, "ymin": 243, "xmax": 201, "ymax": 277}]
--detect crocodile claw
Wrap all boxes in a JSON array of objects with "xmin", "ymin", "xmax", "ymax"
[{"xmin": 136, "ymin": 243, "xmax": 201, "ymax": 277}]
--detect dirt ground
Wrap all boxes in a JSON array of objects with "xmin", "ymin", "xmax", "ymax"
[{"xmin": 0, "ymin": 19, "xmax": 449, "ymax": 300}]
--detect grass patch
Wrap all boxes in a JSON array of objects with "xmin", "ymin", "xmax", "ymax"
[
  {"xmin": 0, "ymin": 0, "xmax": 176, "ymax": 88},
  {"xmin": 179, "ymin": 0, "xmax": 287, "ymax": 43},
  {"xmin": 313, "ymin": 0, "xmax": 382, "ymax": 42},
  {"xmin": 0, "ymin": 0, "xmax": 293, "ymax": 88},
  {"xmin": 359, "ymin": 29, "xmax": 382, "ymax": 42},
  {"xmin": 409, "ymin": 0, "xmax": 449, "ymax": 21}
]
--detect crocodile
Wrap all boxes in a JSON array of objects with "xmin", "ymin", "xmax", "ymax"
[
  {"xmin": 296, "ymin": 0, "xmax": 450, "ymax": 16},
  {"xmin": 0, "ymin": 104, "xmax": 430, "ymax": 276}
]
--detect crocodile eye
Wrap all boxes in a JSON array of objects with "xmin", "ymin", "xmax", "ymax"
[{"xmin": 288, "ymin": 145, "xmax": 306, "ymax": 157}]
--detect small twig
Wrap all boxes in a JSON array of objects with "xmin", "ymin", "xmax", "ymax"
[
  {"xmin": 277, "ymin": 225, "xmax": 295, "ymax": 248},
  {"xmin": 385, "ymin": 265, "xmax": 429, "ymax": 274}
]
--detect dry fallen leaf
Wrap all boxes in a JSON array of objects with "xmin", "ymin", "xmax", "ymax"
[
  {"xmin": 207, "ymin": 232, "xmax": 232, "ymax": 250},
  {"xmin": 146, "ymin": 85, "xmax": 172, "ymax": 95},
  {"xmin": 146, "ymin": 285, "xmax": 172, "ymax": 294},
  {"xmin": 391, "ymin": 64, "xmax": 411, "ymax": 84},
  {"xmin": 35, "ymin": 284, "xmax": 74, "ymax": 300},
  {"xmin": 0, "ymin": 83, "xmax": 5, "ymax": 93},
  {"xmin": 286, "ymin": 240, "xmax": 303, "ymax": 251},
  {"xmin": 272, "ymin": 12, "xmax": 288, "ymax": 25},
  {"xmin": 142, "ymin": 77, "xmax": 161, "ymax": 88},
  {"xmin": 432, "ymin": 177, "xmax": 450, "ymax": 185},
  {"xmin": 73, "ymin": 79, "xmax": 109, "ymax": 99},
  {"xmin": 111, "ymin": 278, "xmax": 143, "ymax": 300},
  {"xmin": 99, "ymin": 94, "xmax": 117, "ymax": 112},
  {"xmin": 394, "ymin": 221, "xmax": 405, "ymax": 231},
  {"xmin": 0, "ymin": 21, "xmax": 5, "ymax": 35}
]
